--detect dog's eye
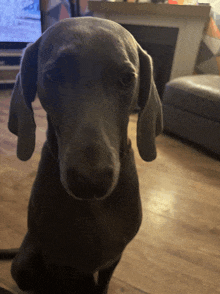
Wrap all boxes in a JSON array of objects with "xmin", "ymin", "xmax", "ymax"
[
  {"xmin": 118, "ymin": 72, "xmax": 136, "ymax": 88},
  {"xmin": 46, "ymin": 69, "xmax": 63, "ymax": 83}
]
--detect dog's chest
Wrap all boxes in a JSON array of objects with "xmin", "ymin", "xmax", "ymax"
[{"xmin": 31, "ymin": 190, "xmax": 141, "ymax": 273}]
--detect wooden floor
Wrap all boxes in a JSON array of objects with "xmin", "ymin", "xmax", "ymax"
[{"xmin": 0, "ymin": 89, "xmax": 220, "ymax": 294}]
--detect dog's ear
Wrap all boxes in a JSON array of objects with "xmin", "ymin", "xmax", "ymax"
[
  {"xmin": 136, "ymin": 45, "xmax": 163, "ymax": 162},
  {"xmin": 8, "ymin": 42, "xmax": 38, "ymax": 161}
]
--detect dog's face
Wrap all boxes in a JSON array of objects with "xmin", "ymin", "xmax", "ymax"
[
  {"xmin": 37, "ymin": 18, "xmax": 140, "ymax": 200},
  {"xmin": 8, "ymin": 17, "xmax": 163, "ymax": 201}
]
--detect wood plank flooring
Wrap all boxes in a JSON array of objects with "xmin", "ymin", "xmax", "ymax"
[{"xmin": 0, "ymin": 90, "xmax": 220, "ymax": 293}]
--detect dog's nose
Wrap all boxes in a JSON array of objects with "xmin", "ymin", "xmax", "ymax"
[{"xmin": 66, "ymin": 167, "xmax": 115, "ymax": 200}]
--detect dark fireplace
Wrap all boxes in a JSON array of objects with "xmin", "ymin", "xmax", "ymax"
[{"xmin": 120, "ymin": 24, "xmax": 179, "ymax": 99}]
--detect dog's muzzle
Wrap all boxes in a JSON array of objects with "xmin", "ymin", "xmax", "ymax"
[{"xmin": 60, "ymin": 145, "xmax": 120, "ymax": 201}]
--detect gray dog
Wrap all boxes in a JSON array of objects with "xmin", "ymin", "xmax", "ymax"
[{"xmin": 8, "ymin": 17, "xmax": 162, "ymax": 294}]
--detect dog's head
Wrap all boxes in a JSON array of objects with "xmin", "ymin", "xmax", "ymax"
[{"xmin": 8, "ymin": 17, "xmax": 163, "ymax": 201}]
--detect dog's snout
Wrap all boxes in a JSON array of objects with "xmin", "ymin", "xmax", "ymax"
[
  {"xmin": 60, "ymin": 126, "xmax": 121, "ymax": 200},
  {"xmin": 66, "ymin": 167, "xmax": 115, "ymax": 200}
]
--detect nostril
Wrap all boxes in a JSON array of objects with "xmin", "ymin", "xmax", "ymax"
[
  {"xmin": 66, "ymin": 169, "xmax": 86, "ymax": 186},
  {"xmin": 99, "ymin": 167, "xmax": 114, "ymax": 184}
]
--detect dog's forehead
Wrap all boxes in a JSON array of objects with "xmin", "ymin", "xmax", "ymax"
[{"xmin": 40, "ymin": 17, "xmax": 138, "ymax": 66}]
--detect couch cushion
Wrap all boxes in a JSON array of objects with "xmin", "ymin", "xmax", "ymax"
[{"xmin": 162, "ymin": 75, "xmax": 220, "ymax": 123}]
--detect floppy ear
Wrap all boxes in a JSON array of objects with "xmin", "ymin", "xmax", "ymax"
[
  {"xmin": 137, "ymin": 45, "xmax": 163, "ymax": 162},
  {"xmin": 8, "ymin": 42, "xmax": 38, "ymax": 161}
]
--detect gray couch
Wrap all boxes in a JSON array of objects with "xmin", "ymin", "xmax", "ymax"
[{"xmin": 162, "ymin": 75, "xmax": 220, "ymax": 156}]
